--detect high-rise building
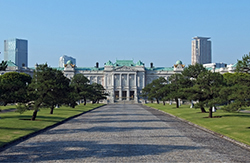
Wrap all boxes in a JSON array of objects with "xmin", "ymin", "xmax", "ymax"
[
  {"xmin": 191, "ymin": 36, "xmax": 211, "ymax": 65},
  {"xmin": 59, "ymin": 55, "xmax": 76, "ymax": 67},
  {"xmin": 4, "ymin": 38, "xmax": 28, "ymax": 67}
]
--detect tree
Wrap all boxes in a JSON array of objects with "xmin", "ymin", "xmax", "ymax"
[
  {"xmin": 0, "ymin": 72, "xmax": 32, "ymax": 105},
  {"xmin": 182, "ymin": 63, "xmax": 207, "ymax": 79},
  {"xmin": 17, "ymin": 64, "xmax": 70, "ymax": 120},
  {"xmin": 181, "ymin": 64, "xmax": 208, "ymax": 112},
  {"xmin": 64, "ymin": 85, "xmax": 79, "ymax": 108},
  {"xmin": 191, "ymin": 71, "xmax": 224, "ymax": 117},
  {"xmin": 141, "ymin": 77, "xmax": 167, "ymax": 104},
  {"xmin": 0, "ymin": 61, "xmax": 7, "ymax": 71},
  {"xmin": 236, "ymin": 52, "xmax": 250, "ymax": 73},
  {"xmin": 89, "ymin": 83, "xmax": 108, "ymax": 104},
  {"xmin": 44, "ymin": 70, "xmax": 70, "ymax": 114},
  {"xmin": 70, "ymin": 74, "xmax": 91, "ymax": 105},
  {"xmin": 219, "ymin": 72, "xmax": 250, "ymax": 112},
  {"xmin": 167, "ymin": 74, "xmax": 192, "ymax": 108}
]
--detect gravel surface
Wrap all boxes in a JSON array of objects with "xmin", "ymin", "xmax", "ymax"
[{"xmin": 0, "ymin": 104, "xmax": 250, "ymax": 162}]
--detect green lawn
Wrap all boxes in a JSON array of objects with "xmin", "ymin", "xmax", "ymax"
[
  {"xmin": 0, "ymin": 105, "xmax": 17, "ymax": 111},
  {"xmin": 145, "ymin": 103, "xmax": 250, "ymax": 146},
  {"xmin": 0, "ymin": 103, "xmax": 104, "ymax": 147}
]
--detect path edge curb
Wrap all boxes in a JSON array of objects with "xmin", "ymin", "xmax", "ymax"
[
  {"xmin": 143, "ymin": 105, "xmax": 250, "ymax": 151},
  {"xmin": 0, "ymin": 104, "xmax": 106, "ymax": 152}
]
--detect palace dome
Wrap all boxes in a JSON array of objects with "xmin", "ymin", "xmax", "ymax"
[
  {"xmin": 176, "ymin": 60, "xmax": 182, "ymax": 65},
  {"xmin": 66, "ymin": 60, "xmax": 73, "ymax": 65}
]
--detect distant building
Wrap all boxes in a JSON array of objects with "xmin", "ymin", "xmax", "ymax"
[
  {"xmin": 63, "ymin": 59, "xmax": 186, "ymax": 104},
  {"xmin": 203, "ymin": 62, "xmax": 227, "ymax": 69},
  {"xmin": 59, "ymin": 55, "xmax": 76, "ymax": 67},
  {"xmin": 4, "ymin": 38, "xmax": 28, "ymax": 68},
  {"xmin": 191, "ymin": 36, "xmax": 211, "ymax": 65}
]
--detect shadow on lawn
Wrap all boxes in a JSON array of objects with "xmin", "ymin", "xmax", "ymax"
[
  {"xmin": 0, "ymin": 127, "xmax": 39, "ymax": 131},
  {"xmin": 222, "ymin": 114, "xmax": 250, "ymax": 118},
  {"xmin": 1, "ymin": 115, "xmax": 65, "ymax": 121}
]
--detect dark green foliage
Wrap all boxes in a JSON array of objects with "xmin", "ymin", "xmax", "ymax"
[
  {"xmin": 236, "ymin": 52, "xmax": 250, "ymax": 73},
  {"xmin": 17, "ymin": 64, "xmax": 70, "ymax": 120},
  {"xmin": 191, "ymin": 71, "xmax": 224, "ymax": 117},
  {"xmin": 89, "ymin": 83, "xmax": 108, "ymax": 104},
  {"xmin": 44, "ymin": 70, "xmax": 70, "ymax": 114},
  {"xmin": 70, "ymin": 74, "xmax": 91, "ymax": 105},
  {"xmin": 167, "ymin": 74, "xmax": 192, "ymax": 108},
  {"xmin": 0, "ymin": 72, "xmax": 32, "ymax": 105},
  {"xmin": 65, "ymin": 86, "xmax": 79, "ymax": 108},
  {"xmin": 142, "ymin": 77, "xmax": 167, "ymax": 104},
  {"xmin": 182, "ymin": 63, "xmax": 207, "ymax": 79},
  {"xmin": 0, "ymin": 61, "xmax": 7, "ymax": 71},
  {"xmin": 181, "ymin": 64, "xmax": 208, "ymax": 112},
  {"xmin": 220, "ymin": 72, "xmax": 250, "ymax": 112}
]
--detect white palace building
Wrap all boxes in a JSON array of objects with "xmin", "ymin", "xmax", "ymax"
[{"xmin": 0, "ymin": 59, "xmax": 236, "ymax": 104}]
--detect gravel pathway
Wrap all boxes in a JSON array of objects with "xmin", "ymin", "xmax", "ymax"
[{"xmin": 0, "ymin": 104, "xmax": 250, "ymax": 162}]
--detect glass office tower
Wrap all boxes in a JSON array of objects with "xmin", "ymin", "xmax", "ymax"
[{"xmin": 4, "ymin": 38, "xmax": 28, "ymax": 67}]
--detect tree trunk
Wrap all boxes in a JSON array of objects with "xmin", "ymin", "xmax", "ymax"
[
  {"xmin": 175, "ymin": 98, "xmax": 179, "ymax": 108},
  {"xmin": 50, "ymin": 107, "xmax": 54, "ymax": 114},
  {"xmin": 200, "ymin": 107, "xmax": 206, "ymax": 113},
  {"xmin": 163, "ymin": 101, "xmax": 165, "ymax": 105},
  {"xmin": 209, "ymin": 107, "xmax": 213, "ymax": 118},
  {"xmin": 31, "ymin": 110, "xmax": 38, "ymax": 121},
  {"xmin": 84, "ymin": 97, "xmax": 87, "ymax": 105},
  {"xmin": 156, "ymin": 99, "xmax": 159, "ymax": 104}
]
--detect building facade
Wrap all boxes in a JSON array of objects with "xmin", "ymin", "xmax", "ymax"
[
  {"xmin": 4, "ymin": 38, "xmax": 28, "ymax": 68},
  {"xmin": 63, "ymin": 59, "xmax": 185, "ymax": 103},
  {"xmin": 59, "ymin": 55, "xmax": 76, "ymax": 68},
  {"xmin": 191, "ymin": 37, "xmax": 211, "ymax": 65}
]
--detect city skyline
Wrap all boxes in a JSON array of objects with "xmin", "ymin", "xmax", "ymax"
[{"xmin": 0, "ymin": 0, "xmax": 249, "ymax": 67}]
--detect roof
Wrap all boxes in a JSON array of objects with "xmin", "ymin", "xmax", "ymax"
[
  {"xmin": 176, "ymin": 60, "xmax": 182, "ymax": 65},
  {"xmin": 6, "ymin": 60, "xmax": 18, "ymax": 67},
  {"xmin": 66, "ymin": 60, "xmax": 73, "ymax": 65},
  {"xmin": 75, "ymin": 67, "xmax": 104, "ymax": 71},
  {"xmin": 193, "ymin": 36, "xmax": 211, "ymax": 40},
  {"xmin": 114, "ymin": 60, "xmax": 135, "ymax": 66},
  {"xmin": 136, "ymin": 60, "xmax": 144, "ymax": 66},
  {"xmin": 232, "ymin": 63, "xmax": 237, "ymax": 67},
  {"xmin": 145, "ymin": 67, "xmax": 173, "ymax": 71}
]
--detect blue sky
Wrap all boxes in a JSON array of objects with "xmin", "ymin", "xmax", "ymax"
[{"xmin": 0, "ymin": 0, "xmax": 249, "ymax": 68}]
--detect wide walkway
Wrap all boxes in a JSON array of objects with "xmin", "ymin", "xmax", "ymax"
[{"xmin": 0, "ymin": 104, "xmax": 250, "ymax": 162}]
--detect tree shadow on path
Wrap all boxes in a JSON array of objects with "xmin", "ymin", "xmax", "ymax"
[{"xmin": 0, "ymin": 140, "xmax": 201, "ymax": 162}]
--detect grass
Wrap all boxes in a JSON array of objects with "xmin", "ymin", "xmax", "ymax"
[
  {"xmin": 0, "ymin": 105, "xmax": 17, "ymax": 111},
  {"xmin": 0, "ymin": 103, "xmax": 104, "ymax": 147},
  {"xmin": 145, "ymin": 103, "xmax": 250, "ymax": 146}
]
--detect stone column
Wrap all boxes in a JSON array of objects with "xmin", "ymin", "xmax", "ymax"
[
  {"xmin": 127, "ymin": 74, "xmax": 130, "ymax": 100},
  {"xmin": 127, "ymin": 74, "xmax": 129, "ymax": 87},
  {"xmin": 134, "ymin": 73, "xmax": 138, "ymax": 103},
  {"xmin": 112, "ymin": 74, "xmax": 114, "ymax": 86},
  {"xmin": 119, "ymin": 74, "xmax": 122, "ymax": 100},
  {"xmin": 111, "ymin": 74, "xmax": 115, "ymax": 103},
  {"xmin": 104, "ymin": 74, "xmax": 107, "ymax": 88}
]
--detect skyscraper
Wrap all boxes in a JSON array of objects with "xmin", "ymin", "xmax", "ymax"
[
  {"xmin": 59, "ymin": 55, "xmax": 76, "ymax": 67},
  {"xmin": 191, "ymin": 36, "xmax": 211, "ymax": 65},
  {"xmin": 4, "ymin": 38, "xmax": 28, "ymax": 67}
]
